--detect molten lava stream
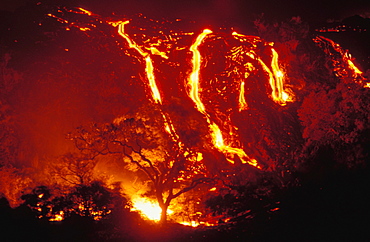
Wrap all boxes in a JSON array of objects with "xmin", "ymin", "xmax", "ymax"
[
  {"xmin": 314, "ymin": 35, "xmax": 366, "ymax": 85},
  {"xmin": 115, "ymin": 21, "xmax": 162, "ymax": 104},
  {"xmin": 232, "ymin": 32, "xmax": 292, "ymax": 105},
  {"xmin": 238, "ymin": 81, "xmax": 248, "ymax": 111},
  {"xmin": 113, "ymin": 20, "xmax": 182, "ymax": 142},
  {"xmin": 270, "ymin": 48, "xmax": 291, "ymax": 104},
  {"xmin": 188, "ymin": 29, "xmax": 260, "ymax": 168}
]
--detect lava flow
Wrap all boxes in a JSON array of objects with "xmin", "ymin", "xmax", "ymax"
[
  {"xmin": 110, "ymin": 20, "xmax": 181, "ymax": 142},
  {"xmin": 313, "ymin": 35, "xmax": 367, "ymax": 85},
  {"xmin": 188, "ymin": 29, "xmax": 259, "ymax": 167},
  {"xmin": 45, "ymin": 7, "xmax": 367, "ymax": 225}
]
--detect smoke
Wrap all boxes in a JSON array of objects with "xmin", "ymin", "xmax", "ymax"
[{"xmin": 1, "ymin": 6, "xmax": 145, "ymax": 168}]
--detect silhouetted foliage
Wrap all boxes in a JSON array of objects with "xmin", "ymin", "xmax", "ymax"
[
  {"xmin": 49, "ymin": 152, "xmax": 99, "ymax": 186},
  {"xmin": 69, "ymin": 103, "xmax": 212, "ymax": 223},
  {"xmin": 68, "ymin": 181, "xmax": 113, "ymax": 219},
  {"xmin": 19, "ymin": 181, "xmax": 121, "ymax": 222},
  {"xmin": 205, "ymin": 173, "xmax": 280, "ymax": 222},
  {"xmin": 21, "ymin": 185, "xmax": 52, "ymax": 219},
  {"xmin": 298, "ymin": 74, "xmax": 370, "ymax": 168}
]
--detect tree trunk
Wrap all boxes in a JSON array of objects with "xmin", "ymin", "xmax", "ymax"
[{"xmin": 159, "ymin": 204, "xmax": 168, "ymax": 224}]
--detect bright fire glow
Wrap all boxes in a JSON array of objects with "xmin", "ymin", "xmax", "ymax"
[
  {"xmin": 257, "ymin": 49, "xmax": 290, "ymax": 105},
  {"xmin": 131, "ymin": 197, "xmax": 173, "ymax": 222},
  {"xmin": 49, "ymin": 211, "xmax": 64, "ymax": 222},
  {"xmin": 179, "ymin": 221, "xmax": 200, "ymax": 227}
]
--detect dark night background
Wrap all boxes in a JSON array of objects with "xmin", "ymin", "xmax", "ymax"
[{"xmin": 1, "ymin": 0, "xmax": 370, "ymax": 23}]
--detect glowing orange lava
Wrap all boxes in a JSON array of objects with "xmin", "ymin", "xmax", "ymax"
[
  {"xmin": 188, "ymin": 29, "xmax": 213, "ymax": 113},
  {"xmin": 270, "ymin": 48, "xmax": 291, "ymax": 104},
  {"xmin": 232, "ymin": 33, "xmax": 293, "ymax": 105},
  {"xmin": 114, "ymin": 21, "xmax": 163, "ymax": 104},
  {"xmin": 77, "ymin": 7, "xmax": 93, "ymax": 16},
  {"xmin": 238, "ymin": 81, "xmax": 248, "ymax": 111},
  {"xmin": 314, "ymin": 35, "xmax": 366, "ymax": 86},
  {"xmin": 188, "ymin": 30, "xmax": 260, "ymax": 168},
  {"xmin": 47, "ymin": 8, "xmax": 369, "ymax": 224},
  {"xmin": 112, "ymin": 20, "xmax": 181, "ymax": 142}
]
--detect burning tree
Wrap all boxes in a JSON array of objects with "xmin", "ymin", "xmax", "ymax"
[{"xmin": 69, "ymin": 104, "xmax": 211, "ymax": 223}]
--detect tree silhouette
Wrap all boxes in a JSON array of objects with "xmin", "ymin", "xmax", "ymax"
[
  {"xmin": 69, "ymin": 104, "xmax": 212, "ymax": 223},
  {"xmin": 67, "ymin": 181, "xmax": 113, "ymax": 219},
  {"xmin": 49, "ymin": 152, "xmax": 98, "ymax": 186},
  {"xmin": 21, "ymin": 185, "xmax": 52, "ymax": 220}
]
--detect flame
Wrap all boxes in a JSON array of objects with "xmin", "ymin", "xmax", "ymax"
[
  {"xmin": 231, "ymin": 31, "xmax": 261, "ymax": 46},
  {"xmin": 47, "ymin": 11, "xmax": 94, "ymax": 32},
  {"xmin": 249, "ymin": 49, "xmax": 291, "ymax": 105},
  {"xmin": 179, "ymin": 221, "xmax": 200, "ymax": 227},
  {"xmin": 131, "ymin": 197, "xmax": 173, "ymax": 222},
  {"xmin": 49, "ymin": 211, "xmax": 64, "ymax": 222},
  {"xmin": 48, "ymin": 9, "xmax": 305, "ymax": 169},
  {"xmin": 148, "ymin": 47, "xmax": 169, "ymax": 59},
  {"xmin": 179, "ymin": 220, "xmax": 219, "ymax": 227}
]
